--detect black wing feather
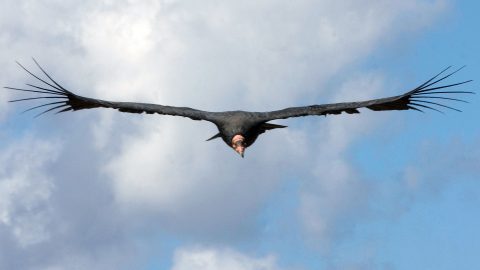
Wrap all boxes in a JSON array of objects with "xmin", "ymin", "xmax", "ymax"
[
  {"xmin": 5, "ymin": 61, "xmax": 473, "ymax": 123},
  {"xmin": 5, "ymin": 60, "xmax": 218, "ymax": 122},
  {"xmin": 259, "ymin": 66, "xmax": 473, "ymax": 121}
]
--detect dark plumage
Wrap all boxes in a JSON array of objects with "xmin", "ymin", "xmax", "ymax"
[{"xmin": 5, "ymin": 59, "xmax": 474, "ymax": 157}]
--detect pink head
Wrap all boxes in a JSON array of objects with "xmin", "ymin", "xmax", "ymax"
[{"xmin": 231, "ymin": 134, "xmax": 246, "ymax": 158}]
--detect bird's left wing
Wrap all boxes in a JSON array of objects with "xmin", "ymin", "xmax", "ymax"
[
  {"xmin": 258, "ymin": 67, "xmax": 473, "ymax": 121},
  {"xmin": 5, "ymin": 60, "xmax": 217, "ymax": 122}
]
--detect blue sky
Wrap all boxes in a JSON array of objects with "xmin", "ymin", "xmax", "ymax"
[{"xmin": 0, "ymin": 1, "xmax": 479, "ymax": 270}]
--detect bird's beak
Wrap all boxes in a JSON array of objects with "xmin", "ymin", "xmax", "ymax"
[{"xmin": 234, "ymin": 144, "xmax": 245, "ymax": 158}]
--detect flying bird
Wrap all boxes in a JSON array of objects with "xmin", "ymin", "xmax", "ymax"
[{"xmin": 5, "ymin": 60, "xmax": 474, "ymax": 157}]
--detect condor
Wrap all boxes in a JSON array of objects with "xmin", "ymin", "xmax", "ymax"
[{"xmin": 6, "ymin": 59, "xmax": 473, "ymax": 157}]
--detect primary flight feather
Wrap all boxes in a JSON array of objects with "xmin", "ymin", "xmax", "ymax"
[{"xmin": 5, "ymin": 59, "xmax": 474, "ymax": 157}]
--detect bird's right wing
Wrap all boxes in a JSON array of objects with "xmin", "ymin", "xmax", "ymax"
[{"xmin": 5, "ymin": 60, "xmax": 218, "ymax": 122}]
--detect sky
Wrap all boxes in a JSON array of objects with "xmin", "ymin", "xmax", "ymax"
[{"xmin": 0, "ymin": 0, "xmax": 479, "ymax": 269}]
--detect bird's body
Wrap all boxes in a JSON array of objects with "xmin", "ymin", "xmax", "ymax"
[{"xmin": 5, "ymin": 60, "xmax": 474, "ymax": 157}]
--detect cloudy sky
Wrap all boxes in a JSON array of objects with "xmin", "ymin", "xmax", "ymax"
[{"xmin": 1, "ymin": 0, "xmax": 479, "ymax": 269}]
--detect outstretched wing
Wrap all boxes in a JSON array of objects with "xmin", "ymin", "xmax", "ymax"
[
  {"xmin": 5, "ymin": 59, "xmax": 217, "ymax": 122},
  {"xmin": 258, "ymin": 67, "xmax": 473, "ymax": 121}
]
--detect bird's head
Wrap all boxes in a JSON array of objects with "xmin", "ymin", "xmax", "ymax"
[{"xmin": 231, "ymin": 134, "xmax": 246, "ymax": 158}]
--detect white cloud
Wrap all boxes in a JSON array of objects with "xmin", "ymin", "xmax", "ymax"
[
  {"xmin": 0, "ymin": 136, "xmax": 59, "ymax": 247},
  {"xmin": 28, "ymin": 247, "xmax": 140, "ymax": 270},
  {"xmin": 171, "ymin": 246, "xmax": 281, "ymax": 270},
  {"xmin": 0, "ymin": 94, "xmax": 7, "ymax": 121},
  {"xmin": 105, "ymin": 117, "xmax": 305, "ymax": 238},
  {"xmin": 299, "ymin": 73, "xmax": 386, "ymax": 251},
  {"xmin": 86, "ymin": 0, "xmax": 447, "ymax": 242},
  {"xmin": 0, "ymin": 0, "xmax": 453, "ymax": 269}
]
